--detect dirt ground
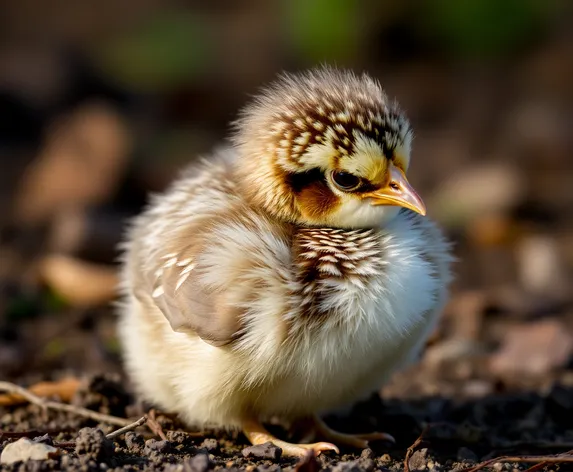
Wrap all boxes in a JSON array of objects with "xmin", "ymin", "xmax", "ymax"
[
  {"xmin": 2, "ymin": 2, "xmax": 573, "ymax": 471},
  {"xmin": 2, "ymin": 286, "xmax": 573, "ymax": 470},
  {"xmin": 3, "ymin": 362, "xmax": 573, "ymax": 471}
]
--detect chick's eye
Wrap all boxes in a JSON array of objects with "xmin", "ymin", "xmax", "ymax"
[{"xmin": 331, "ymin": 171, "xmax": 361, "ymax": 191}]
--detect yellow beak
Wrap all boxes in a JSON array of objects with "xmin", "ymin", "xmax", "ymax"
[{"xmin": 363, "ymin": 164, "xmax": 427, "ymax": 216}]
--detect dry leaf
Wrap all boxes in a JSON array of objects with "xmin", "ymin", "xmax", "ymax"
[
  {"xmin": 14, "ymin": 102, "xmax": 130, "ymax": 225},
  {"xmin": 0, "ymin": 377, "xmax": 82, "ymax": 406},
  {"xmin": 38, "ymin": 254, "xmax": 118, "ymax": 306}
]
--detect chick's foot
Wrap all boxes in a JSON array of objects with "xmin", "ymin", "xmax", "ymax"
[
  {"xmin": 242, "ymin": 418, "xmax": 339, "ymax": 458},
  {"xmin": 311, "ymin": 414, "xmax": 395, "ymax": 449}
]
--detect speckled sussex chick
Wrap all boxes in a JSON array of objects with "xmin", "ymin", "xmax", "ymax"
[{"xmin": 118, "ymin": 68, "xmax": 453, "ymax": 457}]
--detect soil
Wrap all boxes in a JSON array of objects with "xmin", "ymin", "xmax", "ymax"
[
  {"xmin": 2, "ymin": 365, "xmax": 573, "ymax": 471},
  {"xmin": 1, "ymin": 2, "xmax": 573, "ymax": 471}
]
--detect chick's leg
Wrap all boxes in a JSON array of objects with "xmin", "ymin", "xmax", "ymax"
[
  {"xmin": 242, "ymin": 418, "xmax": 339, "ymax": 457},
  {"xmin": 311, "ymin": 415, "xmax": 395, "ymax": 449}
]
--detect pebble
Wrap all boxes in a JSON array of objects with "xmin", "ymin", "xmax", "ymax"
[
  {"xmin": 75, "ymin": 427, "xmax": 114, "ymax": 463},
  {"xmin": 124, "ymin": 431, "xmax": 145, "ymax": 452},
  {"xmin": 183, "ymin": 453, "xmax": 213, "ymax": 472},
  {"xmin": 360, "ymin": 448, "xmax": 374, "ymax": 459},
  {"xmin": 379, "ymin": 453, "xmax": 392, "ymax": 462},
  {"xmin": 408, "ymin": 448, "xmax": 429, "ymax": 471},
  {"xmin": 200, "ymin": 438, "xmax": 219, "ymax": 452},
  {"xmin": 331, "ymin": 460, "xmax": 364, "ymax": 472},
  {"xmin": 0, "ymin": 437, "xmax": 59, "ymax": 464},
  {"xmin": 358, "ymin": 458, "xmax": 375, "ymax": 472},
  {"xmin": 144, "ymin": 438, "xmax": 172, "ymax": 455},
  {"xmin": 241, "ymin": 442, "xmax": 282, "ymax": 460}
]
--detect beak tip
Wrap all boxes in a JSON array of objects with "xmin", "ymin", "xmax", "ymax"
[{"xmin": 365, "ymin": 165, "xmax": 428, "ymax": 216}]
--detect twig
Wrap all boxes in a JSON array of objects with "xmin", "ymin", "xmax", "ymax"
[
  {"xmin": 523, "ymin": 463, "xmax": 550, "ymax": 472},
  {"xmin": 106, "ymin": 416, "xmax": 148, "ymax": 440},
  {"xmin": 54, "ymin": 441, "xmax": 76, "ymax": 448},
  {"xmin": 0, "ymin": 377, "xmax": 81, "ymax": 406},
  {"xmin": 0, "ymin": 380, "xmax": 131, "ymax": 427},
  {"xmin": 512, "ymin": 447, "xmax": 573, "ymax": 472},
  {"xmin": 146, "ymin": 408, "xmax": 168, "ymax": 441},
  {"xmin": 403, "ymin": 426, "xmax": 429, "ymax": 472},
  {"xmin": 522, "ymin": 448, "xmax": 573, "ymax": 472},
  {"xmin": 458, "ymin": 450, "xmax": 573, "ymax": 472}
]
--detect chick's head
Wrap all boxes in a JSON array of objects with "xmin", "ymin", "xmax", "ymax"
[{"xmin": 233, "ymin": 68, "xmax": 425, "ymax": 228}]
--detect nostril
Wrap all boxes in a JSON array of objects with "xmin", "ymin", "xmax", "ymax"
[{"xmin": 389, "ymin": 182, "xmax": 400, "ymax": 191}]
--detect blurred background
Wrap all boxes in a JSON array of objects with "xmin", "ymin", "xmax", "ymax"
[{"xmin": 0, "ymin": 0, "xmax": 572, "ymax": 397}]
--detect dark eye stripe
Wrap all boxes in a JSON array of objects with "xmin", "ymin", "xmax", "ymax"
[
  {"xmin": 286, "ymin": 168, "xmax": 327, "ymax": 194},
  {"xmin": 285, "ymin": 167, "xmax": 381, "ymax": 196}
]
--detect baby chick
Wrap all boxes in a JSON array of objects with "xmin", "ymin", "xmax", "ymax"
[{"xmin": 118, "ymin": 68, "xmax": 452, "ymax": 457}]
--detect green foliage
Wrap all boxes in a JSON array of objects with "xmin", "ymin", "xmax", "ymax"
[
  {"xmin": 419, "ymin": 0, "xmax": 554, "ymax": 58},
  {"xmin": 95, "ymin": 10, "xmax": 211, "ymax": 91},
  {"xmin": 285, "ymin": 0, "xmax": 360, "ymax": 63},
  {"xmin": 5, "ymin": 288, "xmax": 66, "ymax": 322}
]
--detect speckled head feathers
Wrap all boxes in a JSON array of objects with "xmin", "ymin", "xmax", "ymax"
[{"xmin": 233, "ymin": 67, "xmax": 418, "ymax": 228}]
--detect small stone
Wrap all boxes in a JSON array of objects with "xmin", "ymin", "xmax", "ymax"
[
  {"xmin": 358, "ymin": 458, "xmax": 375, "ymax": 472},
  {"xmin": 380, "ymin": 453, "xmax": 392, "ymax": 462},
  {"xmin": 0, "ymin": 437, "xmax": 59, "ymax": 464},
  {"xmin": 331, "ymin": 460, "xmax": 363, "ymax": 472},
  {"xmin": 408, "ymin": 448, "xmax": 429, "ymax": 471},
  {"xmin": 144, "ymin": 439, "xmax": 172, "ymax": 455},
  {"xmin": 241, "ymin": 442, "xmax": 282, "ymax": 460},
  {"xmin": 124, "ymin": 431, "xmax": 145, "ymax": 452},
  {"xmin": 200, "ymin": 438, "xmax": 218, "ymax": 452},
  {"xmin": 183, "ymin": 453, "xmax": 213, "ymax": 472},
  {"xmin": 360, "ymin": 448, "xmax": 374, "ymax": 459},
  {"xmin": 75, "ymin": 428, "xmax": 114, "ymax": 463},
  {"xmin": 457, "ymin": 447, "xmax": 478, "ymax": 463},
  {"xmin": 167, "ymin": 431, "xmax": 189, "ymax": 444}
]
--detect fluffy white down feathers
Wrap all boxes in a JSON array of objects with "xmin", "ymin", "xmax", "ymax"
[{"xmin": 117, "ymin": 69, "xmax": 453, "ymax": 439}]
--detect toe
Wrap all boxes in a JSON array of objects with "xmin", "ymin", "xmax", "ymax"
[
  {"xmin": 279, "ymin": 441, "xmax": 339, "ymax": 458},
  {"xmin": 312, "ymin": 442, "xmax": 340, "ymax": 455}
]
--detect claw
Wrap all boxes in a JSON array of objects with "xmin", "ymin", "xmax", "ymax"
[
  {"xmin": 312, "ymin": 415, "xmax": 395, "ymax": 449},
  {"xmin": 242, "ymin": 418, "xmax": 339, "ymax": 458}
]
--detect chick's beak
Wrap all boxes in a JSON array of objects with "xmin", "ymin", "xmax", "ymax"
[{"xmin": 364, "ymin": 164, "xmax": 427, "ymax": 216}]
